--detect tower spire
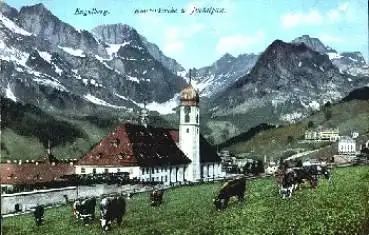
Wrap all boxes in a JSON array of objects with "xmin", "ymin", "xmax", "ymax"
[{"xmin": 189, "ymin": 69, "xmax": 192, "ymax": 85}]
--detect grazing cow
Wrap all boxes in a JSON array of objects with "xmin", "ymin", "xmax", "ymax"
[
  {"xmin": 72, "ymin": 197, "xmax": 96, "ymax": 224},
  {"xmin": 33, "ymin": 205, "xmax": 44, "ymax": 227},
  {"xmin": 150, "ymin": 188, "xmax": 164, "ymax": 206},
  {"xmin": 213, "ymin": 177, "xmax": 246, "ymax": 210},
  {"xmin": 319, "ymin": 165, "xmax": 332, "ymax": 183},
  {"xmin": 100, "ymin": 195, "xmax": 126, "ymax": 231},
  {"xmin": 279, "ymin": 169, "xmax": 296, "ymax": 198}
]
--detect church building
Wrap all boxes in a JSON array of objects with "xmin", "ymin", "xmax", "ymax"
[{"xmin": 75, "ymin": 82, "xmax": 223, "ymax": 184}]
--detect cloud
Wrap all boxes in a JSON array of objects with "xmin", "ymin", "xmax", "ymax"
[
  {"xmin": 163, "ymin": 41, "xmax": 185, "ymax": 54},
  {"xmin": 216, "ymin": 30, "xmax": 265, "ymax": 55},
  {"xmin": 318, "ymin": 34, "xmax": 345, "ymax": 44},
  {"xmin": 280, "ymin": 10, "xmax": 323, "ymax": 29},
  {"xmin": 280, "ymin": 1, "xmax": 359, "ymax": 29},
  {"xmin": 327, "ymin": 1, "xmax": 350, "ymax": 23},
  {"xmin": 163, "ymin": 23, "xmax": 205, "ymax": 53}
]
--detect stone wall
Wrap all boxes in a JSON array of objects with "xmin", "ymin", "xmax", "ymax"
[
  {"xmin": 1, "ymin": 184, "xmax": 153, "ymax": 215},
  {"xmin": 1, "ymin": 177, "xmax": 229, "ymax": 215}
]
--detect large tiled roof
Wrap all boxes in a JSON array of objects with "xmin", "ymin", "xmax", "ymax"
[
  {"xmin": 79, "ymin": 123, "xmax": 220, "ymax": 167},
  {"xmin": 78, "ymin": 123, "xmax": 191, "ymax": 167},
  {"xmin": 0, "ymin": 163, "xmax": 74, "ymax": 185}
]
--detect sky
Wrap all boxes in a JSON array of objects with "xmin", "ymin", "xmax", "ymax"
[{"xmin": 7, "ymin": 0, "xmax": 369, "ymax": 69}]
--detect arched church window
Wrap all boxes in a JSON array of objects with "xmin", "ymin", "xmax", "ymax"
[
  {"xmin": 196, "ymin": 114, "xmax": 199, "ymax": 123},
  {"xmin": 186, "ymin": 128, "xmax": 189, "ymax": 133}
]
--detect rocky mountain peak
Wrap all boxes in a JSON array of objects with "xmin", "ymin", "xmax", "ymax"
[
  {"xmin": 0, "ymin": 3, "xmax": 19, "ymax": 20},
  {"xmin": 91, "ymin": 23, "xmax": 138, "ymax": 44},
  {"xmin": 291, "ymin": 35, "xmax": 328, "ymax": 54}
]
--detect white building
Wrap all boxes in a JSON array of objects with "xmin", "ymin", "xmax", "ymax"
[
  {"xmin": 305, "ymin": 127, "xmax": 340, "ymax": 142},
  {"xmin": 75, "ymin": 82, "xmax": 223, "ymax": 184},
  {"xmin": 338, "ymin": 136, "xmax": 356, "ymax": 154}
]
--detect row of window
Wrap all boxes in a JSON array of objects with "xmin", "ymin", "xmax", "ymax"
[
  {"xmin": 142, "ymin": 176, "xmax": 168, "ymax": 182},
  {"xmin": 80, "ymin": 168, "xmax": 121, "ymax": 174},
  {"xmin": 339, "ymin": 145, "xmax": 355, "ymax": 151},
  {"xmin": 141, "ymin": 167, "xmax": 179, "ymax": 175}
]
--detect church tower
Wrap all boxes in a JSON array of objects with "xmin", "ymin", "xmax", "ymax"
[{"xmin": 179, "ymin": 70, "xmax": 200, "ymax": 182}]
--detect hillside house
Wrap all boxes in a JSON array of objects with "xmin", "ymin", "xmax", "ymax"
[
  {"xmin": 338, "ymin": 136, "xmax": 357, "ymax": 154},
  {"xmin": 305, "ymin": 127, "xmax": 340, "ymax": 142}
]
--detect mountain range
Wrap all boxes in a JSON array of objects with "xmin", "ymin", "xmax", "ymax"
[{"xmin": 1, "ymin": 2, "xmax": 369, "ymax": 158}]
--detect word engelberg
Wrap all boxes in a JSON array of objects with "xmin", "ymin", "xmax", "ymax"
[{"xmin": 74, "ymin": 8, "xmax": 110, "ymax": 16}]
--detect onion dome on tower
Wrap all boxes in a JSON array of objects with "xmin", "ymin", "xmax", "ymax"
[{"xmin": 180, "ymin": 69, "xmax": 199, "ymax": 106}]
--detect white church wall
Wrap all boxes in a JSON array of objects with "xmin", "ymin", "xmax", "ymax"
[
  {"xmin": 75, "ymin": 165, "xmax": 140, "ymax": 178},
  {"xmin": 139, "ymin": 165, "xmax": 186, "ymax": 185}
]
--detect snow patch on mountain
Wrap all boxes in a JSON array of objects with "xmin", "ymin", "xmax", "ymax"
[
  {"xmin": 0, "ymin": 42, "xmax": 29, "ymax": 66},
  {"xmin": 145, "ymin": 93, "xmax": 180, "ymax": 115},
  {"xmin": 37, "ymin": 51, "xmax": 52, "ymax": 63},
  {"xmin": 309, "ymin": 101, "xmax": 320, "ymax": 110},
  {"xmin": 58, "ymin": 46, "xmax": 86, "ymax": 57},
  {"xmin": 177, "ymin": 70, "xmax": 187, "ymax": 78},
  {"xmin": 5, "ymin": 84, "xmax": 17, "ymax": 102},
  {"xmin": 106, "ymin": 42, "xmax": 131, "ymax": 57},
  {"xmin": 280, "ymin": 112, "xmax": 305, "ymax": 123},
  {"xmin": 84, "ymin": 94, "xmax": 124, "ymax": 109},
  {"xmin": 127, "ymin": 75, "xmax": 139, "ymax": 83},
  {"xmin": 33, "ymin": 78, "xmax": 68, "ymax": 91},
  {"xmin": 327, "ymin": 52, "xmax": 343, "ymax": 60},
  {"xmin": 54, "ymin": 65, "xmax": 62, "ymax": 75},
  {"xmin": 0, "ymin": 14, "xmax": 32, "ymax": 36}
]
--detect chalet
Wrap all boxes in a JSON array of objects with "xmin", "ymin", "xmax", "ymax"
[{"xmin": 76, "ymin": 82, "xmax": 223, "ymax": 184}]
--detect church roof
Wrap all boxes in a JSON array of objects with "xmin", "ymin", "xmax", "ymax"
[
  {"xmin": 180, "ymin": 83, "xmax": 199, "ymax": 106},
  {"xmin": 78, "ymin": 123, "xmax": 221, "ymax": 167}
]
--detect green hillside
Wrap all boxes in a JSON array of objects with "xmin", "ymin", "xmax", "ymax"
[{"xmin": 220, "ymin": 100, "xmax": 369, "ymax": 157}]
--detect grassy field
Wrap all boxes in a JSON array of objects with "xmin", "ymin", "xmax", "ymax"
[{"xmin": 3, "ymin": 166, "xmax": 369, "ymax": 235}]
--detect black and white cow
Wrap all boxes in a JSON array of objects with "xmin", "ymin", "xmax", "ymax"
[
  {"xmin": 279, "ymin": 169, "xmax": 297, "ymax": 198},
  {"xmin": 100, "ymin": 195, "xmax": 126, "ymax": 231},
  {"xmin": 72, "ymin": 197, "xmax": 96, "ymax": 224},
  {"xmin": 213, "ymin": 177, "xmax": 246, "ymax": 210},
  {"xmin": 150, "ymin": 188, "xmax": 164, "ymax": 206},
  {"xmin": 33, "ymin": 205, "xmax": 44, "ymax": 227},
  {"xmin": 318, "ymin": 165, "xmax": 332, "ymax": 183},
  {"xmin": 293, "ymin": 166, "xmax": 318, "ymax": 190}
]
